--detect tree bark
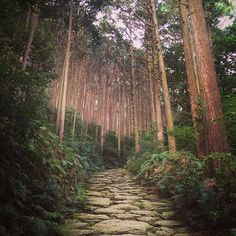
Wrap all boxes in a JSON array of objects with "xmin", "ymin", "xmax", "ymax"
[
  {"xmin": 150, "ymin": 0, "xmax": 176, "ymax": 152},
  {"xmin": 59, "ymin": 0, "xmax": 74, "ymax": 142},
  {"xmin": 189, "ymin": 0, "xmax": 229, "ymax": 153},
  {"xmin": 22, "ymin": 8, "xmax": 39, "ymax": 69},
  {"xmin": 187, "ymin": 0, "xmax": 229, "ymax": 176},
  {"xmin": 179, "ymin": 0, "xmax": 206, "ymax": 155},
  {"xmin": 147, "ymin": 54, "xmax": 156, "ymax": 122},
  {"xmin": 118, "ymin": 84, "xmax": 121, "ymax": 157},
  {"xmin": 130, "ymin": 44, "xmax": 141, "ymax": 153}
]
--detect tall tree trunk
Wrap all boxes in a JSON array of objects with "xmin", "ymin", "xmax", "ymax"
[
  {"xmin": 72, "ymin": 64, "xmax": 81, "ymax": 136},
  {"xmin": 95, "ymin": 126, "xmax": 99, "ymax": 143},
  {"xmin": 56, "ymin": 69, "xmax": 65, "ymax": 131},
  {"xmin": 138, "ymin": 86, "xmax": 142, "ymax": 145},
  {"xmin": 152, "ymin": 44, "xmax": 164, "ymax": 147},
  {"xmin": 179, "ymin": 0, "xmax": 206, "ymax": 155},
  {"xmin": 188, "ymin": 0, "xmax": 229, "ymax": 175},
  {"xmin": 150, "ymin": 0, "xmax": 176, "ymax": 152},
  {"xmin": 22, "ymin": 8, "xmax": 39, "ymax": 69},
  {"xmin": 154, "ymin": 78, "xmax": 164, "ymax": 147},
  {"xmin": 147, "ymin": 54, "xmax": 156, "ymax": 122},
  {"xmin": 130, "ymin": 44, "xmax": 141, "ymax": 153},
  {"xmin": 72, "ymin": 108, "xmax": 77, "ymax": 136},
  {"xmin": 118, "ymin": 84, "xmax": 121, "ymax": 157},
  {"xmin": 59, "ymin": 0, "xmax": 73, "ymax": 142},
  {"xmin": 100, "ymin": 77, "xmax": 106, "ymax": 155}
]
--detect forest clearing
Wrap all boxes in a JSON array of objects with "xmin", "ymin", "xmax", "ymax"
[{"xmin": 0, "ymin": 0, "xmax": 236, "ymax": 235}]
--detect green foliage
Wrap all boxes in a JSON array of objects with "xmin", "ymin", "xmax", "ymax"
[
  {"xmin": 103, "ymin": 131, "xmax": 120, "ymax": 167},
  {"xmin": 204, "ymin": 0, "xmax": 234, "ymax": 26},
  {"xmin": 126, "ymin": 152, "xmax": 151, "ymax": 175},
  {"xmin": 211, "ymin": 22, "xmax": 236, "ymax": 155},
  {"xmin": 121, "ymin": 136, "xmax": 135, "ymax": 155},
  {"xmin": 127, "ymin": 150, "xmax": 236, "ymax": 233},
  {"xmin": 141, "ymin": 123, "xmax": 162, "ymax": 153},
  {"xmin": 213, "ymin": 23, "xmax": 236, "ymax": 95},
  {"xmin": 207, "ymin": 153, "xmax": 236, "ymax": 191},
  {"xmin": 0, "ymin": 1, "xmax": 107, "ymax": 235},
  {"xmin": 168, "ymin": 126, "xmax": 195, "ymax": 153},
  {"xmin": 65, "ymin": 135, "xmax": 104, "ymax": 174},
  {"xmin": 72, "ymin": 184, "xmax": 89, "ymax": 208},
  {"xmin": 223, "ymin": 94, "xmax": 236, "ymax": 154}
]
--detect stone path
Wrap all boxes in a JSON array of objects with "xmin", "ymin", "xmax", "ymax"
[{"xmin": 63, "ymin": 169, "xmax": 191, "ymax": 236}]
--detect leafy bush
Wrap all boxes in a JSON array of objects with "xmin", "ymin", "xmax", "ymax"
[
  {"xmin": 103, "ymin": 131, "xmax": 123, "ymax": 167},
  {"xmin": 168, "ymin": 126, "xmax": 196, "ymax": 153},
  {"xmin": 126, "ymin": 151, "xmax": 152, "ymax": 175},
  {"xmin": 0, "ymin": 120, "xmax": 100, "ymax": 235},
  {"xmin": 65, "ymin": 135, "xmax": 104, "ymax": 174},
  {"xmin": 223, "ymin": 94, "xmax": 236, "ymax": 155},
  {"xmin": 141, "ymin": 123, "xmax": 162, "ymax": 153},
  {"xmin": 127, "ymin": 150, "xmax": 236, "ymax": 233},
  {"xmin": 0, "ymin": 8, "xmax": 102, "ymax": 234}
]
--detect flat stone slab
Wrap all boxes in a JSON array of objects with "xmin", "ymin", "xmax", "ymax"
[
  {"xmin": 115, "ymin": 213, "xmax": 140, "ymax": 219},
  {"xmin": 130, "ymin": 210, "xmax": 158, "ymax": 216},
  {"xmin": 155, "ymin": 226, "xmax": 175, "ymax": 235},
  {"xmin": 95, "ymin": 207, "xmax": 125, "ymax": 215},
  {"xmin": 64, "ymin": 221, "xmax": 89, "ymax": 229},
  {"xmin": 73, "ymin": 213, "xmax": 110, "ymax": 221},
  {"xmin": 154, "ymin": 220, "xmax": 183, "ymax": 227},
  {"xmin": 111, "ymin": 203, "xmax": 140, "ymax": 211},
  {"xmin": 155, "ymin": 231, "xmax": 174, "ymax": 236},
  {"xmin": 113, "ymin": 200, "xmax": 135, "ymax": 204},
  {"xmin": 137, "ymin": 216, "xmax": 156, "ymax": 224},
  {"xmin": 64, "ymin": 229, "xmax": 97, "ymax": 236},
  {"xmin": 86, "ymin": 190, "xmax": 104, "ymax": 197},
  {"xmin": 92, "ymin": 219, "xmax": 152, "ymax": 234},
  {"xmin": 161, "ymin": 211, "xmax": 175, "ymax": 220},
  {"xmin": 134, "ymin": 201, "xmax": 171, "ymax": 209},
  {"xmin": 89, "ymin": 197, "xmax": 111, "ymax": 207},
  {"xmin": 156, "ymin": 207, "xmax": 173, "ymax": 213},
  {"xmin": 114, "ymin": 195, "xmax": 143, "ymax": 201}
]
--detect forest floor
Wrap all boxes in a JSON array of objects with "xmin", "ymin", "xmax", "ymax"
[{"xmin": 63, "ymin": 169, "xmax": 191, "ymax": 236}]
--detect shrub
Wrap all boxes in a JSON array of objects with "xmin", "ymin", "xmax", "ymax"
[
  {"xmin": 223, "ymin": 94, "xmax": 236, "ymax": 155},
  {"xmin": 168, "ymin": 126, "xmax": 196, "ymax": 153},
  {"xmin": 127, "ymin": 150, "xmax": 236, "ymax": 233}
]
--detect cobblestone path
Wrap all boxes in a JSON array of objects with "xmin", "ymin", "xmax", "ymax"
[{"xmin": 63, "ymin": 169, "xmax": 191, "ymax": 236}]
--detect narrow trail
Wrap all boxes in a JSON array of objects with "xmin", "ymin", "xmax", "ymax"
[{"xmin": 64, "ymin": 169, "xmax": 191, "ymax": 236}]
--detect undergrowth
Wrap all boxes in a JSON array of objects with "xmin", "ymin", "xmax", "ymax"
[
  {"xmin": 126, "ymin": 150, "xmax": 236, "ymax": 235},
  {"xmin": 0, "ymin": 8, "xmax": 103, "ymax": 234},
  {"xmin": 126, "ymin": 125, "xmax": 236, "ymax": 235},
  {"xmin": 0, "ymin": 123, "xmax": 103, "ymax": 236}
]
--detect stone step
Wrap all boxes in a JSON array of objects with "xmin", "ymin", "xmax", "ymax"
[{"xmin": 63, "ymin": 169, "xmax": 191, "ymax": 236}]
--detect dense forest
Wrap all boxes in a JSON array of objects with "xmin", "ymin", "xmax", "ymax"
[{"xmin": 0, "ymin": 0, "xmax": 236, "ymax": 235}]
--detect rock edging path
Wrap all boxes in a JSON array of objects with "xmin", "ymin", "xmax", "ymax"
[{"xmin": 63, "ymin": 169, "xmax": 191, "ymax": 236}]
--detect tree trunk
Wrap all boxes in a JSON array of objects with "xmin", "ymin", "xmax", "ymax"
[
  {"xmin": 130, "ymin": 44, "xmax": 141, "ymax": 153},
  {"xmin": 118, "ymin": 84, "xmax": 121, "ymax": 157},
  {"xmin": 188, "ymin": 0, "xmax": 229, "ymax": 175},
  {"xmin": 179, "ymin": 0, "xmax": 207, "ymax": 155},
  {"xmin": 150, "ymin": 0, "xmax": 176, "ymax": 152},
  {"xmin": 22, "ymin": 8, "xmax": 39, "ymax": 69},
  {"xmin": 151, "ymin": 44, "xmax": 164, "ymax": 147},
  {"xmin": 147, "ymin": 54, "xmax": 156, "ymax": 122},
  {"xmin": 72, "ymin": 64, "xmax": 81, "ymax": 136},
  {"xmin": 56, "ymin": 68, "xmax": 65, "ymax": 131},
  {"xmin": 100, "ymin": 77, "xmax": 106, "ymax": 155},
  {"xmin": 59, "ymin": 0, "xmax": 73, "ymax": 142},
  {"xmin": 154, "ymin": 78, "xmax": 164, "ymax": 146}
]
